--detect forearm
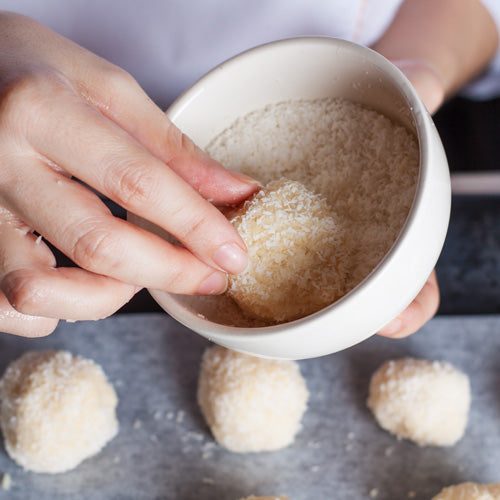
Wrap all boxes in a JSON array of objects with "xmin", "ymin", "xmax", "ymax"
[{"xmin": 372, "ymin": 0, "xmax": 499, "ymax": 98}]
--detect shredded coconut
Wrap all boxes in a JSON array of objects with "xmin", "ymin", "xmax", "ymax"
[
  {"xmin": 197, "ymin": 345, "xmax": 308, "ymax": 453},
  {"xmin": 367, "ymin": 358, "xmax": 470, "ymax": 446},
  {"xmin": 0, "ymin": 350, "xmax": 118, "ymax": 474},
  {"xmin": 431, "ymin": 482, "xmax": 500, "ymax": 500},
  {"xmin": 1, "ymin": 473, "xmax": 11, "ymax": 491},
  {"xmin": 191, "ymin": 97, "xmax": 418, "ymax": 326},
  {"xmin": 226, "ymin": 178, "xmax": 347, "ymax": 322}
]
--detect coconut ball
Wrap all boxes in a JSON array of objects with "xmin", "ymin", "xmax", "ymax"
[
  {"xmin": 197, "ymin": 345, "xmax": 308, "ymax": 453},
  {"xmin": 367, "ymin": 358, "xmax": 470, "ymax": 446},
  {"xmin": 0, "ymin": 350, "xmax": 118, "ymax": 473},
  {"xmin": 227, "ymin": 178, "xmax": 347, "ymax": 323},
  {"xmin": 432, "ymin": 483, "xmax": 500, "ymax": 500}
]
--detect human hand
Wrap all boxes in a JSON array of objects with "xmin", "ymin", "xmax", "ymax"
[
  {"xmin": 393, "ymin": 59, "xmax": 445, "ymax": 115},
  {"xmin": 377, "ymin": 60, "xmax": 444, "ymax": 338},
  {"xmin": 371, "ymin": 0, "xmax": 498, "ymax": 338},
  {"xmin": 0, "ymin": 12, "xmax": 259, "ymax": 337},
  {"xmin": 378, "ymin": 271, "xmax": 440, "ymax": 338}
]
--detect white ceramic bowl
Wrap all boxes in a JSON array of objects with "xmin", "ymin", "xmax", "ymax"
[{"xmin": 129, "ymin": 37, "xmax": 451, "ymax": 360}]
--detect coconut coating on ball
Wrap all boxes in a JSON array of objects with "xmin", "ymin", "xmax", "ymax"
[
  {"xmin": 197, "ymin": 345, "xmax": 308, "ymax": 453},
  {"xmin": 227, "ymin": 178, "xmax": 347, "ymax": 323},
  {"xmin": 367, "ymin": 358, "xmax": 470, "ymax": 446},
  {"xmin": 0, "ymin": 350, "xmax": 118, "ymax": 473},
  {"xmin": 432, "ymin": 482, "xmax": 500, "ymax": 500}
]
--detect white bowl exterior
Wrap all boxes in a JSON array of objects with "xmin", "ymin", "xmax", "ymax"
[{"xmin": 130, "ymin": 38, "xmax": 451, "ymax": 359}]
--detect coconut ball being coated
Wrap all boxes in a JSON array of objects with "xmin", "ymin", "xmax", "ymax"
[
  {"xmin": 367, "ymin": 358, "xmax": 470, "ymax": 446},
  {"xmin": 197, "ymin": 345, "xmax": 308, "ymax": 453},
  {"xmin": 227, "ymin": 178, "xmax": 347, "ymax": 323},
  {"xmin": 0, "ymin": 350, "xmax": 118, "ymax": 473}
]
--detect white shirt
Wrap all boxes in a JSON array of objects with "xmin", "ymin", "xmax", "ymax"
[{"xmin": 2, "ymin": 0, "xmax": 500, "ymax": 104}]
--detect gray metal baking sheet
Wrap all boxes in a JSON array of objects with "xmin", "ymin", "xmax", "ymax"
[{"xmin": 0, "ymin": 313, "xmax": 499, "ymax": 500}]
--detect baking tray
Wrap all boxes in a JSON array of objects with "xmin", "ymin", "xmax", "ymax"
[{"xmin": 0, "ymin": 313, "xmax": 498, "ymax": 499}]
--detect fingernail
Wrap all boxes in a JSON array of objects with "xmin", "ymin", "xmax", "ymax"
[
  {"xmin": 230, "ymin": 171, "xmax": 263, "ymax": 187},
  {"xmin": 378, "ymin": 318, "xmax": 403, "ymax": 337},
  {"xmin": 197, "ymin": 272, "xmax": 228, "ymax": 295},
  {"xmin": 213, "ymin": 243, "xmax": 248, "ymax": 274}
]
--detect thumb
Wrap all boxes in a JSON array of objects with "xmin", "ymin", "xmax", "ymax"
[{"xmin": 392, "ymin": 60, "xmax": 445, "ymax": 115}]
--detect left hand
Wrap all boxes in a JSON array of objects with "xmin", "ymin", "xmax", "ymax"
[
  {"xmin": 377, "ymin": 60, "xmax": 445, "ymax": 338},
  {"xmin": 378, "ymin": 271, "xmax": 440, "ymax": 338},
  {"xmin": 392, "ymin": 59, "xmax": 445, "ymax": 114}
]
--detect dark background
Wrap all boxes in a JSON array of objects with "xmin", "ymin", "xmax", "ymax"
[{"xmin": 432, "ymin": 97, "xmax": 500, "ymax": 314}]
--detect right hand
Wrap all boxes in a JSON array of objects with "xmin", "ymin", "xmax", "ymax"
[{"xmin": 0, "ymin": 12, "xmax": 259, "ymax": 337}]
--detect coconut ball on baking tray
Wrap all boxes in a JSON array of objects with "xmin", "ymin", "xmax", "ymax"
[
  {"xmin": 0, "ymin": 350, "xmax": 118, "ymax": 473},
  {"xmin": 197, "ymin": 345, "xmax": 308, "ymax": 453},
  {"xmin": 367, "ymin": 358, "xmax": 470, "ymax": 446},
  {"xmin": 431, "ymin": 482, "xmax": 500, "ymax": 500}
]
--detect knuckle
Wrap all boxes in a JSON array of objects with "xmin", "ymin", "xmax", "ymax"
[
  {"xmin": 0, "ymin": 68, "xmax": 71, "ymax": 132},
  {"xmin": 172, "ymin": 208, "xmax": 209, "ymax": 242},
  {"xmin": 179, "ymin": 131, "xmax": 196, "ymax": 155},
  {"xmin": 70, "ymin": 220, "xmax": 118, "ymax": 271},
  {"xmin": 163, "ymin": 267, "xmax": 187, "ymax": 293},
  {"xmin": 2, "ymin": 268, "xmax": 45, "ymax": 314},
  {"xmin": 161, "ymin": 124, "xmax": 184, "ymax": 160},
  {"xmin": 103, "ymin": 159, "xmax": 155, "ymax": 209},
  {"xmin": 103, "ymin": 64, "xmax": 140, "ymax": 93},
  {"xmin": 89, "ymin": 64, "xmax": 142, "ymax": 113},
  {"xmin": 0, "ymin": 68, "xmax": 65, "ymax": 109}
]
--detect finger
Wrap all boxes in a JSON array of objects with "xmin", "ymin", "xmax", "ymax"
[
  {"xmin": 2, "ymin": 267, "xmax": 137, "ymax": 321},
  {"xmin": 377, "ymin": 271, "xmax": 440, "ymax": 338},
  {"xmin": 0, "ymin": 211, "xmax": 137, "ymax": 319},
  {"xmin": 0, "ymin": 159, "xmax": 228, "ymax": 294},
  {"xmin": 75, "ymin": 66, "xmax": 261, "ymax": 205},
  {"xmin": 0, "ymin": 14, "xmax": 259, "ymax": 204},
  {"xmin": 0, "ymin": 214, "xmax": 58, "ymax": 335},
  {"xmin": 0, "ymin": 290, "xmax": 58, "ymax": 337},
  {"xmin": 392, "ymin": 59, "xmax": 445, "ymax": 114},
  {"xmin": 20, "ymin": 88, "xmax": 249, "ymax": 274}
]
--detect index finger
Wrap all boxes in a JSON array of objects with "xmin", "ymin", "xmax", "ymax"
[
  {"xmin": 77, "ymin": 65, "xmax": 260, "ymax": 205},
  {"xmin": 21, "ymin": 86, "xmax": 250, "ymax": 275}
]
